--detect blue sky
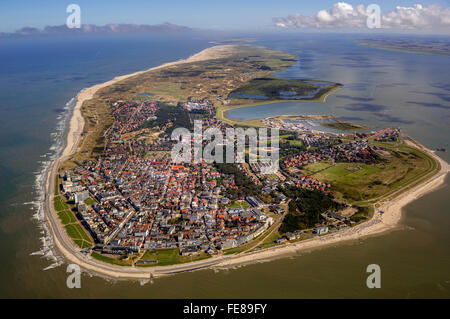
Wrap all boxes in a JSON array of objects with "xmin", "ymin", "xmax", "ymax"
[{"xmin": 1, "ymin": 0, "xmax": 449, "ymax": 32}]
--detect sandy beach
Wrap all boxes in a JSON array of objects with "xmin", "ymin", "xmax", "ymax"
[{"xmin": 45, "ymin": 45, "xmax": 450, "ymax": 279}]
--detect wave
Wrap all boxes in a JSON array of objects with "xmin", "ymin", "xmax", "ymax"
[
  {"xmin": 139, "ymin": 278, "xmax": 154, "ymax": 286},
  {"xmin": 29, "ymin": 94, "xmax": 79, "ymax": 271}
]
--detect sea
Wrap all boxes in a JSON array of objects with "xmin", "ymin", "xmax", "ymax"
[{"xmin": 0, "ymin": 32, "xmax": 449, "ymax": 298}]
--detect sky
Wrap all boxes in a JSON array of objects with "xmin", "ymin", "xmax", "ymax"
[{"xmin": 1, "ymin": 0, "xmax": 449, "ymax": 32}]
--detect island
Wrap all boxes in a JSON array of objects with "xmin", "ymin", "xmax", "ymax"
[
  {"xmin": 358, "ymin": 38, "xmax": 450, "ymax": 56},
  {"xmin": 43, "ymin": 45, "xmax": 449, "ymax": 279}
]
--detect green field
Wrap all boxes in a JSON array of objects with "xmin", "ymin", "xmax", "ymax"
[
  {"xmin": 321, "ymin": 120, "xmax": 372, "ymax": 130},
  {"xmin": 136, "ymin": 249, "xmax": 211, "ymax": 267},
  {"xmin": 315, "ymin": 163, "xmax": 381, "ymax": 183},
  {"xmin": 227, "ymin": 200, "xmax": 250, "ymax": 209},
  {"xmin": 300, "ymin": 161, "xmax": 333, "ymax": 175},
  {"xmin": 287, "ymin": 140, "xmax": 303, "ymax": 147},
  {"xmin": 54, "ymin": 176, "xmax": 59, "ymax": 195},
  {"xmin": 64, "ymin": 224, "xmax": 92, "ymax": 248},
  {"xmin": 303, "ymin": 141, "xmax": 438, "ymax": 204},
  {"xmin": 54, "ymin": 196, "xmax": 93, "ymax": 249},
  {"xmin": 53, "ymin": 196, "xmax": 69, "ymax": 211},
  {"xmin": 258, "ymin": 229, "xmax": 281, "ymax": 249},
  {"xmin": 279, "ymin": 134, "xmax": 304, "ymax": 147},
  {"xmin": 57, "ymin": 210, "xmax": 77, "ymax": 225},
  {"xmin": 54, "ymin": 196, "xmax": 77, "ymax": 224},
  {"xmin": 228, "ymin": 77, "xmax": 320, "ymax": 100},
  {"xmin": 84, "ymin": 197, "xmax": 96, "ymax": 205},
  {"xmin": 91, "ymin": 251, "xmax": 134, "ymax": 266}
]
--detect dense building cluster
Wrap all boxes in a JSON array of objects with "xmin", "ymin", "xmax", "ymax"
[
  {"xmin": 60, "ymin": 98, "xmax": 273, "ymax": 257},
  {"xmin": 58, "ymin": 95, "xmax": 398, "ymax": 260}
]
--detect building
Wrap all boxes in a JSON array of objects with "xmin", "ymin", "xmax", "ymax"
[
  {"xmin": 314, "ymin": 226, "xmax": 329, "ymax": 235},
  {"xmin": 77, "ymin": 202, "xmax": 87, "ymax": 213},
  {"xmin": 74, "ymin": 190, "xmax": 89, "ymax": 204}
]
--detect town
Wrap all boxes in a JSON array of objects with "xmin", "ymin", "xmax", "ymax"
[{"xmin": 55, "ymin": 95, "xmax": 401, "ymax": 265}]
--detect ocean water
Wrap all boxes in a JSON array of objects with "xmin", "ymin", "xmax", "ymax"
[
  {"xmin": 0, "ymin": 33, "xmax": 449, "ymax": 298},
  {"xmin": 0, "ymin": 34, "xmax": 212, "ymax": 297}
]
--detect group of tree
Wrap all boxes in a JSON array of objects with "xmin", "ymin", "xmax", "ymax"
[
  {"xmin": 214, "ymin": 162, "xmax": 262, "ymax": 199},
  {"xmin": 143, "ymin": 103, "xmax": 193, "ymax": 135},
  {"xmin": 279, "ymin": 186, "xmax": 344, "ymax": 233}
]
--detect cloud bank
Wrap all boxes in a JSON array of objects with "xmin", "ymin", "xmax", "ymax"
[{"xmin": 273, "ymin": 2, "xmax": 450, "ymax": 32}]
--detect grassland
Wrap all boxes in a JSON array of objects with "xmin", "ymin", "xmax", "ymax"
[
  {"xmin": 286, "ymin": 139, "xmax": 304, "ymax": 147},
  {"xmin": 91, "ymin": 248, "xmax": 211, "ymax": 267},
  {"xmin": 300, "ymin": 161, "xmax": 334, "ymax": 174},
  {"xmin": 300, "ymin": 141, "xmax": 437, "ymax": 205},
  {"xmin": 228, "ymin": 77, "xmax": 325, "ymax": 100},
  {"xmin": 54, "ymin": 175, "xmax": 59, "ymax": 195},
  {"xmin": 92, "ymin": 45, "xmax": 298, "ymax": 106},
  {"xmin": 257, "ymin": 229, "xmax": 281, "ymax": 249},
  {"xmin": 57, "ymin": 209, "xmax": 76, "ymax": 225},
  {"xmin": 91, "ymin": 251, "xmax": 135, "ymax": 266},
  {"xmin": 136, "ymin": 249, "xmax": 211, "ymax": 267},
  {"xmin": 65, "ymin": 224, "xmax": 92, "ymax": 249},
  {"xmin": 322, "ymin": 119, "xmax": 373, "ymax": 131},
  {"xmin": 227, "ymin": 200, "xmax": 250, "ymax": 209},
  {"xmin": 53, "ymin": 196, "xmax": 93, "ymax": 249},
  {"xmin": 84, "ymin": 197, "xmax": 96, "ymax": 205}
]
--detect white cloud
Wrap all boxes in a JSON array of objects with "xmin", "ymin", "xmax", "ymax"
[{"xmin": 273, "ymin": 2, "xmax": 450, "ymax": 32}]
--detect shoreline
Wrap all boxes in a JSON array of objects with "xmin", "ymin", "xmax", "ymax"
[
  {"xmin": 357, "ymin": 41, "xmax": 450, "ymax": 57},
  {"xmin": 43, "ymin": 45, "xmax": 450, "ymax": 280}
]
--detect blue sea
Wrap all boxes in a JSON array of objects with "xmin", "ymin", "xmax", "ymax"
[
  {"xmin": 0, "ymin": 34, "xmax": 212, "ymax": 297},
  {"xmin": 0, "ymin": 33, "xmax": 449, "ymax": 298}
]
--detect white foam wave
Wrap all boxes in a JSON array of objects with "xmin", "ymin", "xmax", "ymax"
[
  {"xmin": 29, "ymin": 94, "xmax": 79, "ymax": 271},
  {"xmin": 139, "ymin": 279, "xmax": 153, "ymax": 286}
]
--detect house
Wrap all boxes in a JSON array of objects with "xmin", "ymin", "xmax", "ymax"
[
  {"xmin": 245, "ymin": 196, "xmax": 265, "ymax": 208},
  {"xmin": 275, "ymin": 237, "xmax": 288, "ymax": 244},
  {"xmin": 272, "ymin": 206, "xmax": 284, "ymax": 214},
  {"xmin": 276, "ymin": 193, "xmax": 287, "ymax": 202},
  {"xmin": 74, "ymin": 190, "xmax": 89, "ymax": 204},
  {"xmin": 285, "ymin": 232, "xmax": 298, "ymax": 241},
  {"xmin": 314, "ymin": 226, "xmax": 329, "ymax": 235},
  {"xmin": 251, "ymin": 209, "xmax": 266, "ymax": 221},
  {"xmin": 181, "ymin": 246, "xmax": 200, "ymax": 256},
  {"xmin": 326, "ymin": 211, "xmax": 345, "ymax": 221},
  {"xmin": 77, "ymin": 202, "xmax": 87, "ymax": 213},
  {"xmin": 221, "ymin": 239, "xmax": 238, "ymax": 250}
]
